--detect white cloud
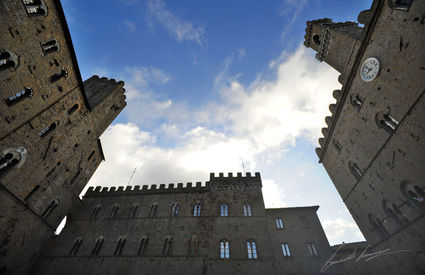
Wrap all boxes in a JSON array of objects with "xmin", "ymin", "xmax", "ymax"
[
  {"xmin": 147, "ymin": 0, "xmax": 206, "ymax": 47},
  {"xmin": 278, "ymin": 0, "xmax": 308, "ymax": 40},
  {"xmin": 322, "ymin": 218, "xmax": 365, "ymax": 244},
  {"xmin": 124, "ymin": 20, "xmax": 136, "ymax": 32},
  {"xmin": 238, "ymin": 48, "xmax": 247, "ymax": 60}
]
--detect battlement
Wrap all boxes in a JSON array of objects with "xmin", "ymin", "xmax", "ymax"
[
  {"xmin": 84, "ymin": 172, "xmax": 262, "ymax": 197},
  {"xmin": 83, "ymin": 75, "xmax": 125, "ymax": 110}
]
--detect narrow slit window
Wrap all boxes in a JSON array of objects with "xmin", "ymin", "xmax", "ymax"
[
  {"xmin": 90, "ymin": 205, "xmax": 101, "ymax": 220},
  {"xmin": 113, "ymin": 237, "xmax": 126, "ymax": 256},
  {"xmin": 42, "ymin": 200, "xmax": 58, "ymax": 218},
  {"xmin": 38, "ymin": 122, "xmax": 56, "ymax": 138},
  {"xmin": 350, "ymin": 94, "xmax": 364, "ymax": 110},
  {"xmin": 67, "ymin": 104, "xmax": 78, "ymax": 115},
  {"xmin": 138, "ymin": 236, "xmax": 149, "ymax": 256},
  {"xmin": 110, "ymin": 204, "xmax": 119, "ymax": 218},
  {"xmin": 171, "ymin": 203, "xmax": 180, "ymax": 217},
  {"xmin": 193, "ymin": 203, "xmax": 201, "ymax": 216},
  {"xmin": 332, "ymin": 139, "xmax": 342, "ymax": 153},
  {"xmin": 189, "ymin": 236, "xmax": 199, "ymax": 256},
  {"xmin": 5, "ymin": 87, "xmax": 33, "ymax": 106},
  {"xmin": 130, "ymin": 204, "xmax": 138, "ymax": 218},
  {"xmin": 349, "ymin": 161, "xmax": 363, "ymax": 181},
  {"xmin": 162, "ymin": 237, "xmax": 172, "ymax": 256},
  {"xmin": 69, "ymin": 238, "xmax": 83, "ymax": 256},
  {"xmin": 149, "ymin": 204, "xmax": 157, "ymax": 217},
  {"xmin": 91, "ymin": 237, "xmax": 104, "ymax": 255}
]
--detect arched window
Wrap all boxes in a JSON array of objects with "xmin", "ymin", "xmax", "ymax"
[
  {"xmin": 350, "ymin": 94, "xmax": 364, "ymax": 111},
  {"xmin": 383, "ymin": 200, "xmax": 406, "ymax": 230},
  {"xmin": 91, "ymin": 236, "xmax": 104, "ymax": 255},
  {"xmin": 312, "ymin": 34, "xmax": 321, "ymax": 46},
  {"xmin": 332, "ymin": 139, "xmax": 342, "ymax": 153},
  {"xmin": 149, "ymin": 203, "xmax": 158, "ymax": 217},
  {"xmin": 129, "ymin": 204, "xmax": 138, "ymax": 218},
  {"xmin": 243, "ymin": 203, "xmax": 252, "ymax": 216},
  {"xmin": 114, "ymin": 237, "xmax": 126, "ymax": 256},
  {"xmin": 376, "ymin": 112, "xmax": 399, "ymax": 134},
  {"xmin": 50, "ymin": 68, "xmax": 68, "ymax": 83},
  {"xmin": 69, "ymin": 237, "xmax": 83, "ymax": 256},
  {"xmin": 42, "ymin": 199, "xmax": 59, "ymax": 218},
  {"xmin": 41, "ymin": 39, "xmax": 60, "ymax": 55},
  {"xmin": 220, "ymin": 240, "xmax": 230, "ymax": 259},
  {"xmin": 189, "ymin": 235, "xmax": 199, "ymax": 256},
  {"xmin": 401, "ymin": 181, "xmax": 425, "ymax": 214},
  {"xmin": 368, "ymin": 214, "xmax": 389, "ymax": 239},
  {"xmin": 138, "ymin": 235, "xmax": 149, "ymax": 256},
  {"xmin": 220, "ymin": 204, "xmax": 228, "ymax": 216},
  {"xmin": 349, "ymin": 161, "xmax": 363, "ymax": 181},
  {"xmin": 90, "ymin": 205, "xmax": 101, "ymax": 220},
  {"xmin": 388, "ymin": 0, "xmax": 412, "ymax": 10},
  {"xmin": 5, "ymin": 87, "xmax": 33, "ymax": 107},
  {"xmin": 247, "ymin": 240, "xmax": 257, "ymax": 259},
  {"xmin": 110, "ymin": 204, "xmax": 119, "ymax": 218},
  {"xmin": 171, "ymin": 203, "xmax": 180, "ymax": 217},
  {"xmin": 23, "ymin": 0, "xmax": 48, "ymax": 16},
  {"xmin": 162, "ymin": 236, "xmax": 172, "ymax": 256},
  {"xmin": 0, "ymin": 50, "xmax": 19, "ymax": 71},
  {"xmin": 193, "ymin": 202, "xmax": 202, "ymax": 216},
  {"xmin": 0, "ymin": 147, "xmax": 28, "ymax": 174}
]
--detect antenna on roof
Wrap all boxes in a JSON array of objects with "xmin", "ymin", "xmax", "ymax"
[
  {"xmin": 127, "ymin": 167, "xmax": 137, "ymax": 187},
  {"xmin": 241, "ymin": 161, "xmax": 246, "ymax": 173}
]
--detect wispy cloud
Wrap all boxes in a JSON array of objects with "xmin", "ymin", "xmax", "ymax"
[
  {"xmin": 279, "ymin": 0, "xmax": 308, "ymax": 40},
  {"xmin": 124, "ymin": 19, "xmax": 136, "ymax": 32},
  {"xmin": 146, "ymin": 0, "xmax": 206, "ymax": 47},
  {"xmin": 237, "ymin": 48, "xmax": 247, "ymax": 60}
]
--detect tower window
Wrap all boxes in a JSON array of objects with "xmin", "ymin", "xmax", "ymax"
[
  {"xmin": 69, "ymin": 238, "xmax": 83, "ymax": 256},
  {"xmin": 388, "ymin": 0, "xmax": 412, "ymax": 10},
  {"xmin": 90, "ymin": 205, "xmax": 101, "ymax": 220},
  {"xmin": 38, "ymin": 122, "xmax": 56, "ymax": 138},
  {"xmin": 243, "ymin": 203, "xmax": 252, "ymax": 216},
  {"xmin": 149, "ymin": 204, "xmax": 158, "ymax": 217},
  {"xmin": 376, "ymin": 112, "xmax": 399, "ymax": 134},
  {"xmin": 247, "ymin": 240, "xmax": 257, "ymax": 259},
  {"xmin": 193, "ymin": 202, "xmax": 201, "ymax": 216},
  {"xmin": 281, "ymin": 243, "xmax": 291, "ymax": 257},
  {"xmin": 138, "ymin": 236, "xmax": 149, "ymax": 256},
  {"xmin": 220, "ymin": 240, "xmax": 230, "ymax": 259},
  {"xmin": 129, "ymin": 204, "xmax": 138, "ymax": 218},
  {"xmin": 220, "ymin": 204, "xmax": 228, "ymax": 216},
  {"xmin": 171, "ymin": 203, "xmax": 180, "ymax": 217},
  {"xmin": 349, "ymin": 161, "xmax": 363, "ymax": 181},
  {"xmin": 0, "ymin": 50, "xmax": 19, "ymax": 71},
  {"xmin": 41, "ymin": 39, "xmax": 60, "ymax": 55},
  {"xmin": 350, "ymin": 94, "xmax": 364, "ymax": 110},
  {"xmin": 313, "ymin": 34, "xmax": 321, "ymax": 45},
  {"xmin": 162, "ymin": 236, "xmax": 173, "ymax": 256},
  {"xmin": 42, "ymin": 199, "xmax": 59, "ymax": 218},
  {"xmin": 0, "ymin": 147, "xmax": 28, "ymax": 173},
  {"xmin": 91, "ymin": 237, "xmax": 104, "ymax": 255},
  {"xmin": 23, "ymin": 0, "xmax": 48, "ymax": 16},
  {"xmin": 275, "ymin": 218, "xmax": 284, "ymax": 229},
  {"xmin": 109, "ymin": 204, "xmax": 119, "ymax": 218},
  {"xmin": 5, "ymin": 87, "xmax": 33, "ymax": 106},
  {"xmin": 50, "ymin": 68, "xmax": 68, "ymax": 83},
  {"xmin": 67, "ymin": 104, "xmax": 79, "ymax": 115},
  {"xmin": 308, "ymin": 242, "xmax": 319, "ymax": 257},
  {"xmin": 332, "ymin": 139, "xmax": 342, "ymax": 153},
  {"xmin": 189, "ymin": 235, "xmax": 199, "ymax": 256},
  {"xmin": 113, "ymin": 237, "xmax": 126, "ymax": 256}
]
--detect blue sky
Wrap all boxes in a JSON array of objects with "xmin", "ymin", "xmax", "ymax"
[{"xmin": 61, "ymin": 0, "xmax": 372, "ymax": 244}]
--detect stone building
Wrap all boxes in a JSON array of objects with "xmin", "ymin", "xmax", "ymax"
[
  {"xmin": 304, "ymin": 0, "xmax": 425, "ymax": 273},
  {"xmin": 32, "ymin": 173, "xmax": 335, "ymax": 275},
  {"xmin": 0, "ymin": 1, "xmax": 126, "ymax": 274}
]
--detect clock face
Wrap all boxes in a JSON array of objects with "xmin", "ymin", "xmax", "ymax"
[{"xmin": 360, "ymin": 57, "xmax": 380, "ymax": 82}]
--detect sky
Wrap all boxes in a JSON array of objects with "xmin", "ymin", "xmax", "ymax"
[{"xmin": 60, "ymin": 0, "xmax": 373, "ymax": 245}]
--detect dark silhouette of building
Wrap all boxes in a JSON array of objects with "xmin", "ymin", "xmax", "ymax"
[
  {"xmin": 0, "ymin": 1, "xmax": 126, "ymax": 274},
  {"xmin": 304, "ymin": 0, "xmax": 425, "ymax": 273}
]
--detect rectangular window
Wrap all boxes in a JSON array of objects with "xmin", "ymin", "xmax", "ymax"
[
  {"xmin": 275, "ymin": 218, "xmax": 284, "ymax": 229},
  {"xmin": 308, "ymin": 242, "xmax": 319, "ymax": 257},
  {"xmin": 281, "ymin": 243, "xmax": 291, "ymax": 257}
]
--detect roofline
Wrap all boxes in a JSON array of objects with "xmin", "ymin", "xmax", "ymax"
[{"xmin": 266, "ymin": 205, "xmax": 320, "ymax": 211}]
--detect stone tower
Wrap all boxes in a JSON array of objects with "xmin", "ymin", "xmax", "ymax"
[
  {"xmin": 304, "ymin": 0, "xmax": 425, "ymax": 273},
  {"xmin": 0, "ymin": 1, "xmax": 126, "ymax": 274},
  {"xmin": 31, "ymin": 173, "xmax": 336, "ymax": 275}
]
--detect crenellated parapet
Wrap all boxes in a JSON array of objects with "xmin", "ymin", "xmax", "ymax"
[
  {"xmin": 316, "ymin": 89, "xmax": 343, "ymax": 159},
  {"xmin": 84, "ymin": 172, "xmax": 262, "ymax": 197},
  {"xmin": 208, "ymin": 172, "xmax": 262, "ymax": 190}
]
